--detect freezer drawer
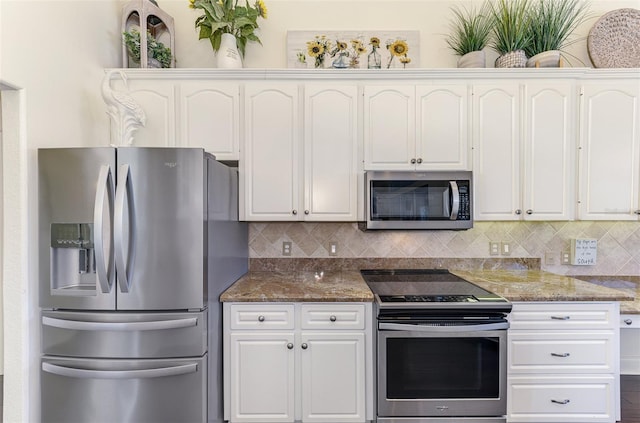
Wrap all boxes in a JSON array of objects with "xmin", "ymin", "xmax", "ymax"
[
  {"xmin": 42, "ymin": 310, "xmax": 207, "ymax": 358},
  {"xmin": 41, "ymin": 355, "xmax": 207, "ymax": 423}
]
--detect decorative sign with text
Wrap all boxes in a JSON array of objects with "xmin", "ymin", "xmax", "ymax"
[{"xmin": 570, "ymin": 238, "xmax": 598, "ymax": 265}]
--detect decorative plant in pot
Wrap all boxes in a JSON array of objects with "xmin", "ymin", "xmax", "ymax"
[
  {"xmin": 489, "ymin": 0, "xmax": 532, "ymax": 68},
  {"xmin": 445, "ymin": 2, "xmax": 494, "ymax": 68},
  {"xmin": 123, "ymin": 29, "xmax": 173, "ymax": 68},
  {"xmin": 189, "ymin": 0, "xmax": 267, "ymax": 68},
  {"xmin": 524, "ymin": 0, "xmax": 591, "ymax": 67}
]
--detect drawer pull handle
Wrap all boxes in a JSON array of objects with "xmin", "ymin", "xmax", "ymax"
[
  {"xmin": 258, "ymin": 315, "xmax": 265, "ymax": 322},
  {"xmin": 551, "ymin": 399, "xmax": 570, "ymax": 405},
  {"xmin": 330, "ymin": 315, "xmax": 337, "ymax": 322},
  {"xmin": 624, "ymin": 319, "xmax": 633, "ymax": 325},
  {"xmin": 550, "ymin": 316, "xmax": 570, "ymax": 320},
  {"xmin": 551, "ymin": 352, "xmax": 570, "ymax": 357},
  {"xmin": 287, "ymin": 343, "xmax": 294, "ymax": 350}
]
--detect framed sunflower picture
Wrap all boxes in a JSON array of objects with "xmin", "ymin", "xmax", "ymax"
[{"xmin": 286, "ymin": 30, "xmax": 420, "ymax": 69}]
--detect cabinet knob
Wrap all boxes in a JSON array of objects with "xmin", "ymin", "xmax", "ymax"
[
  {"xmin": 624, "ymin": 319, "xmax": 633, "ymax": 325},
  {"xmin": 551, "ymin": 399, "xmax": 570, "ymax": 405},
  {"xmin": 258, "ymin": 315, "xmax": 265, "ymax": 322},
  {"xmin": 329, "ymin": 315, "xmax": 337, "ymax": 322},
  {"xmin": 635, "ymin": 210, "xmax": 640, "ymax": 215},
  {"xmin": 304, "ymin": 210, "xmax": 309, "ymax": 215},
  {"xmin": 550, "ymin": 352, "xmax": 570, "ymax": 357},
  {"xmin": 287, "ymin": 343, "xmax": 294, "ymax": 350},
  {"xmin": 416, "ymin": 158, "xmax": 423, "ymax": 164},
  {"xmin": 292, "ymin": 210, "xmax": 297, "ymax": 215},
  {"xmin": 410, "ymin": 158, "xmax": 416, "ymax": 164},
  {"xmin": 515, "ymin": 209, "xmax": 522, "ymax": 215},
  {"xmin": 301, "ymin": 343, "xmax": 308, "ymax": 350},
  {"xmin": 526, "ymin": 209, "xmax": 533, "ymax": 215}
]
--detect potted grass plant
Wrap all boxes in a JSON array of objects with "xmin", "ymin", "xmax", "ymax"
[
  {"xmin": 490, "ymin": 0, "xmax": 532, "ymax": 68},
  {"xmin": 525, "ymin": 0, "xmax": 591, "ymax": 67},
  {"xmin": 445, "ymin": 1, "xmax": 494, "ymax": 68}
]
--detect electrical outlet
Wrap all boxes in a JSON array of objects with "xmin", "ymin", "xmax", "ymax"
[
  {"xmin": 501, "ymin": 242, "xmax": 511, "ymax": 256},
  {"xmin": 329, "ymin": 242, "xmax": 338, "ymax": 256},
  {"xmin": 282, "ymin": 241, "xmax": 292, "ymax": 256},
  {"xmin": 489, "ymin": 242, "xmax": 500, "ymax": 256},
  {"xmin": 561, "ymin": 250, "xmax": 570, "ymax": 264}
]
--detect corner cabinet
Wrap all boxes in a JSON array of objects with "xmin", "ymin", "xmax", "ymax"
[
  {"xmin": 223, "ymin": 302, "xmax": 373, "ymax": 423},
  {"xmin": 473, "ymin": 81, "xmax": 576, "ymax": 221},
  {"xmin": 507, "ymin": 302, "xmax": 620, "ymax": 423},
  {"xmin": 240, "ymin": 83, "xmax": 359, "ymax": 221}
]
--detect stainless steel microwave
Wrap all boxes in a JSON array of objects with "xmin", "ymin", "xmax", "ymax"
[{"xmin": 365, "ymin": 171, "xmax": 473, "ymax": 230}]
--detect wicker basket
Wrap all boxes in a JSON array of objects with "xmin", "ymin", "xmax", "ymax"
[
  {"xmin": 495, "ymin": 50, "xmax": 527, "ymax": 68},
  {"xmin": 588, "ymin": 8, "xmax": 640, "ymax": 68}
]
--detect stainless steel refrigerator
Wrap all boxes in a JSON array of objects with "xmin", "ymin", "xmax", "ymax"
[{"xmin": 38, "ymin": 147, "xmax": 248, "ymax": 423}]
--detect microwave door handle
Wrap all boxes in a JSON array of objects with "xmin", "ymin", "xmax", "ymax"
[
  {"xmin": 449, "ymin": 180, "xmax": 460, "ymax": 220},
  {"xmin": 379, "ymin": 322, "xmax": 509, "ymax": 332}
]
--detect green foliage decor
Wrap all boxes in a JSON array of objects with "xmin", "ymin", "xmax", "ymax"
[
  {"xmin": 123, "ymin": 29, "xmax": 172, "ymax": 68},
  {"xmin": 445, "ymin": 2, "xmax": 494, "ymax": 56},
  {"xmin": 189, "ymin": 0, "xmax": 268, "ymax": 58},
  {"xmin": 490, "ymin": 0, "xmax": 533, "ymax": 55},
  {"xmin": 525, "ymin": 0, "xmax": 591, "ymax": 57}
]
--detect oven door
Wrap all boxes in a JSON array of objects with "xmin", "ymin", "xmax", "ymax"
[{"xmin": 377, "ymin": 320, "xmax": 508, "ymax": 419}]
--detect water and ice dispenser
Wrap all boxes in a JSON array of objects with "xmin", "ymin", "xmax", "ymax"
[{"xmin": 50, "ymin": 223, "xmax": 96, "ymax": 294}]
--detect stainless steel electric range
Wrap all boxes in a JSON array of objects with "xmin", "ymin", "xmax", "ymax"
[{"xmin": 361, "ymin": 269, "xmax": 512, "ymax": 423}]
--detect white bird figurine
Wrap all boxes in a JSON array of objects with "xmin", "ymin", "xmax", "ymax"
[{"xmin": 101, "ymin": 69, "xmax": 146, "ymax": 146}]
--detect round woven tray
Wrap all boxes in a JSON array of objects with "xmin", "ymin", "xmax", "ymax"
[{"xmin": 587, "ymin": 8, "xmax": 640, "ymax": 68}]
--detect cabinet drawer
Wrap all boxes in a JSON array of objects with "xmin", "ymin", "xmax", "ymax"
[
  {"xmin": 509, "ymin": 303, "xmax": 616, "ymax": 330},
  {"xmin": 229, "ymin": 304, "xmax": 295, "ymax": 330},
  {"xmin": 301, "ymin": 304, "xmax": 365, "ymax": 330},
  {"xmin": 509, "ymin": 331, "xmax": 615, "ymax": 374},
  {"xmin": 508, "ymin": 375, "xmax": 615, "ymax": 423}
]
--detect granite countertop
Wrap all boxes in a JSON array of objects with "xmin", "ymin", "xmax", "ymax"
[
  {"xmin": 451, "ymin": 270, "xmax": 637, "ymax": 312},
  {"xmin": 569, "ymin": 275, "xmax": 640, "ymax": 314},
  {"xmin": 220, "ymin": 270, "xmax": 374, "ymax": 302}
]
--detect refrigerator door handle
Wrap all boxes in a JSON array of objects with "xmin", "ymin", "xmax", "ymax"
[
  {"xmin": 42, "ymin": 362, "xmax": 197, "ymax": 380},
  {"xmin": 93, "ymin": 165, "xmax": 115, "ymax": 294},
  {"xmin": 42, "ymin": 316, "xmax": 198, "ymax": 331},
  {"xmin": 114, "ymin": 164, "xmax": 135, "ymax": 293}
]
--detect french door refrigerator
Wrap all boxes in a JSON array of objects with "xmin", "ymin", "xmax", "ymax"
[{"xmin": 38, "ymin": 147, "xmax": 248, "ymax": 423}]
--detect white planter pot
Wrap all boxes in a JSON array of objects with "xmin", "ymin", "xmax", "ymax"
[
  {"xmin": 526, "ymin": 50, "xmax": 562, "ymax": 68},
  {"xmin": 217, "ymin": 33, "xmax": 243, "ymax": 69},
  {"xmin": 495, "ymin": 50, "xmax": 527, "ymax": 68},
  {"xmin": 457, "ymin": 50, "xmax": 486, "ymax": 68}
]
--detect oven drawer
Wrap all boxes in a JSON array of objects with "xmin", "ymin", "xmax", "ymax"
[
  {"xmin": 301, "ymin": 304, "xmax": 365, "ymax": 330},
  {"xmin": 509, "ymin": 303, "xmax": 616, "ymax": 330},
  {"xmin": 229, "ymin": 304, "xmax": 295, "ymax": 330},
  {"xmin": 508, "ymin": 375, "xmax": 615, "ymax": 423},
  {"xmin": 508, "ymin": 331, "xmax": 615, "ymax": 374}
]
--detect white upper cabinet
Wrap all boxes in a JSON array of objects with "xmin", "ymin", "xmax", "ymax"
[
  {"xmin": 578, "ymin": 81, "xmax": 640, "ymax": 220},
  {"xmin": 473, "ymin": 82, "xmax": 576, "ymax": 221},
  {"xmin": 363, "ymin": 84, "xmax": 469, "ymax": 170}
]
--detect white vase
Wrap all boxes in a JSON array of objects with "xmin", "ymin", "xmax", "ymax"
[
  {"xmin": 457, "ymin": 51, "xmax": 486, "ymax": 68},
  {"xmin": 526, "ymin": 50, "xmax": 562, "ymax": 68},
  {"xmin": 217, "ymin": 33, "xmax": 243, "ymax": 69}
]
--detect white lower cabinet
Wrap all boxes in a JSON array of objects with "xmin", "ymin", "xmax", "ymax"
[
  {"xmin": 224, "ymin": 302, "xmax": 372, "ymax": 423},
  {"xmin": 507, "ymin": 302, "xmax": 620, "ymax": 423}
]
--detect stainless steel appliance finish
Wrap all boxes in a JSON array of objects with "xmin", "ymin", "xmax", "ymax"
[
  {"xmin": 365, "ymin": 171, "xmax": 472, "ymax": 230},
  {"xmin": 362, "ymin": 270, "xmax": 510, "ymax": 423},
  {"xmin": 38, "ymin": 147, "xmax": 248, "ymax": 423}
]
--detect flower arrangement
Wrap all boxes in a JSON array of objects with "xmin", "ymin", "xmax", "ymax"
[
  {"xmin": 189, "ymin": 0, "xmax": 267, "ymax": 58},
  {"xmin": 123, "ymin": 29, "xmax": 172, "ymax": 68},
  {"xmin": 306, "ymin": 35, "xmax": 333, "ymax": 68},
  {"xmin": 347, "ymin": 38, "xmax": 367, "ymax": 68},
  {"xmin": 386, "ymin": 38, "xmax": 410, "ymax": 68}
]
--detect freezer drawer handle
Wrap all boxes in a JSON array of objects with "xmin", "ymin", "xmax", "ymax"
[
  {"xmin": 42, "ymin": 362, "xmax": 197, "ymax": 379},
  {"xmin": 93, "ymin": 165, "xmax": 115, "ymax": 294},
  {"xmin": 114, "ymin": 164, "xmax": 135, "ymax": 293},
  {"xmin": 42, "ymin": 316, "xmax": 198, "ymax": 331}
]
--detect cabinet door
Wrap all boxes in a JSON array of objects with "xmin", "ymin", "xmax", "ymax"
[
  {"xmin": 473, "ymin": 84, "xmax": 521, "ymax": 220},
  {"xmin": 112, "ymin": 78, "xmax": 175, "ymax": 147},
  {"xmin": 363, "ymin": 85, "xmax": 415, "ymax": 170},
  {"xmin": 523, "ymin": 82, "xmax": 576, "ymax": 220},
  {"xmin": 241, "ymin": 84, "xmax": 300, "ymax": 221},
  {"xmin": 416, "ymin": 84, "xmax": 470, "ymax": 170},
  {"xmin": 304, "ymin": 85, "xmax": 359, "ymax": 221},
  {"xmin": 579, "ymin": 81, "xmax": 640, "ymax": 220},
  {"xmin": 300, "ymin": 332, "xmax": 366, "ymax": 422},
  {"xmin": 179, "ymin": 81, "xmax": 240, "ymax": 160},
  {"xmin": 229, "ymin": 332, "xmax": 295, "ymax": 422}
]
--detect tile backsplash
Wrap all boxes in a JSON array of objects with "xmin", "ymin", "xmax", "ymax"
[{"xmin": 249, "ymin": 221, "xmax": 640, "ymax": 276}]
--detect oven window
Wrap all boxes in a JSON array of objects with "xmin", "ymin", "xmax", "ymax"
[{"xmin": 386, "ymin": 337, "xmax": 500, "ymax": 399}]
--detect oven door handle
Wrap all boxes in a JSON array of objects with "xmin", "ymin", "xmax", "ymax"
[{"xmin": 379, "ymin": 321, "xmax": 509, "ymax": 332}]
